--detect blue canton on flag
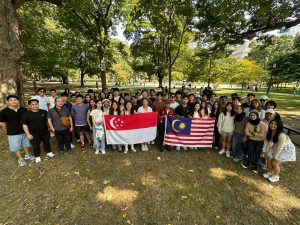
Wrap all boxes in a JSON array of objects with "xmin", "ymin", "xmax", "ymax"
[{"xmin": 166, "ymin": 116, "xmax": 192, "ymax": 135}]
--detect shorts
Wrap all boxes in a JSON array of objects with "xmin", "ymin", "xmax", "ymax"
[
  {"xmin": 75, "ymin": 125, "xmax": 90, "ymax": 134},
  {"xmin": 7, "ymin": 134, "xmax": 31, "ymax": 152},
  {"xmin": 221, "ymin": 131, "xmax": 233, "ymax": 136}
]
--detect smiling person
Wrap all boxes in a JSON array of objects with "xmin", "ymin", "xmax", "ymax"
[
  {"xmin": 262, "ymin": 119, "xmax": 296, "ymax": 182},
  {"xmin": 242, "ymin": 110, "xmax": 267, "ymax": 173},
  {"xmin": 31, "ymin": 88, "xmax": 50, "ymax": 111},
  {"xmin": 0, "ymin": 95, "xmax": 35, "ymax": 166},
  {"xmin": 21, "ymin": 99, "xmax": 54, "ymax": 163}
]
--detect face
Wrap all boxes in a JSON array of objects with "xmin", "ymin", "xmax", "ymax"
[
  {"xmin": 61, "ymin": 96, "xmax": 67, "ymax": 102},
  {"xmin": 100, "ymin": 93, "xmax": 106, "ymax": 99},
  {"xmin": 142, "ymin": 91, "xmax": 148, "ymax": 98},
  {"xmin": 108, "ymin": 93, "xmax": 113, "ymax": 100},
  {"xmin": 233, "ymin": 99, "xmax": 239, "ymax": 106},
  {"xmin": 85, "ymin": 95, "xmax": 91, "ymax": 101},
  {"xmin": 150, "ymin": 90, "xmax": 155, "ymax": 96},
  {"xmin": 260, "ymin": 99, "xmax": 266, "ymax": 105},
  {"xmin": 201, "ymin": 101, "xmax": 206, "ymax": 107},
  {"xmin": 247, "ymin": 95, "xmax": 254, "ymax": 103},
  {"xmin": 171, "ymin": 95, "xmax": 176, "ymax": 101},
  {"xmin": 249, "ymin": 113, "xmax": 257, "ymax": 120},
  {"xmin": 188, "ymin": 95, "xmax": 195, "ymax": 102},
  {"xmin": 103, "ymin": 101, "xmax": 110, "ymax": 108},
  {"xmin": 120, "ymin": 98, "xmax": 125, "ymax": 104},
  {"xmin": 142, "ymin": 99, "xmax": 148, "ymax": 107},
  {"xmin": 76, "ymin": 97, "xmax": 84, "ymax": 104},
  {"xmin": 157, "ymin": 95, "xmax": 163, "ymax": 101},
  {"xmin": 90, "ymin": 100, "xmax": 96, "ymax": 108},
  {"xmin": 266, "ymin": 103, "xmax": 274, "ymax": 109},
  {"xmin": 113, "ymin": 91, "xmax": 119, "ymax": 97},
  {"xmin": 211, "ymin": 95, "xmax": 216, "ymax": 102},
  {"xmin": 96, "ymin": 101, "xmax": 102, "ymax": 109},
  {"xmin": 213, "ymin": 102, "xmax": 219, "ymax": 109},
  {"xmin": 265, "ymin": 112, "xmax": 273, "ymax": 120},
  {"xmin": 235, "ymin": 106, "xmax": 243, "ymax": 114},
  {"xmin": 124, "ymin": 95, "xmax": 130, "ymax": 101},
  {"xmin": 252, "ymin": 101, "xmax": 259, "ymax": 109},
  {"xmin": 132, "ymin": 98, "xmax": 137, "ymax": 103},
  {"xmin": 226, "ymin": 104, "xmax": 232, "ymax": 111},
  {"xmin": 7, "ymin": 97, "xmax": 19, "ymax": 107},
  {"xmin": 29, "ymin": 101, "xmax": 39, "ymax": 111},
  {"xmin": 38, "ymin": 89, "xmax": 45, "ymax": 97},
  {"xmin": 202, "ymin": 95, "xmax": 207, "ymax": 101},
  {"xmin": 126, "ymin": 102, "xmax": 132, "ymax": 110},
  {"xmin": 182, "ymin": 97, "xmax": 188, "ymax": 105},
  {"xmin": 269, "ymin": 121, "xmax": 277, "ymax": 130},
  {"xmin": 50, "ymin": 90, "xmax": 56, "ymax": 97},
  {"xmin": 194, "ymin": 103, "xmax": 200, "ymax": 111},
  {"xmin": 89, "ymin": 93, "xmax": 94, "ymax": 97},
  {"xmin": 112, "ymin": 102, "xmax": 118, "ymax": 110},
  {"xmin": 71, "ymin": 96, "xmax": 77, "ymax": 103},
  {"xmin": 55, "ymin": 98, "xmax": 64, "ymax": 107}
]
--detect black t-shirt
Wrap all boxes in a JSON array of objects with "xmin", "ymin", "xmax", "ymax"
[
  {"xmin": 0, "ymin": 107, "xmax": 27, "ymax": 135},
  {"xmin": 241, "ymin": 103, "xmax": 249, "ymax": 108},
  {"xmin": 21, "ymin": 109, "xmax": 49, "ymax": 137},
  {"xmin": 175, "ymin": 105, "xmax": 191, "ymax": 118}
]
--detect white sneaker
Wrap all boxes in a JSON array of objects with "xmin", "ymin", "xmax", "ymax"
[
  {"xmin": 218, "ymin": 149, "xmax": 226, "ymax": 155},
  {"xmin": 141, "ymin": 144, "xmax": 145, "ymax": 152},
  {"xmin": 24, "ymin": 154, "xmax": 35, "ymax": 161},
  {"xmin": 35, "ymin": 157, "xmax": 41, "ymax": 163},
  {"xmin": 183, "ymin": 146, "xmax": 187, "ymax": 151},
  {"xmin": 101, "ymin": 150, "xmax": 106, "ymax": 155},
  {"xmin": 46, "ymin": 152, "xmax": 55, "ymax": 157},
  {"xmin": 118, "ymin": 145, "xmax": 122, "ymax": 151},
  {"xmin": 18, "ymin": 158, "xmax": 26, "ymax": 166},
  {"xmin": 145, "ymin": 145, "xmax": 149, "ymax": 151},
  {"xmin": 214, "ymin": 147, "xmax": 218, "ymax": 150},
  {"xmin": 226, "ymin": 151, "xmax": 231, "ymax": 158},
  {"xmin": 95, "ymin": 150, "xmax": 100, "ymax": 155},
  {"xmin": 176, "ymin": 146, "xmax": 180, "ymax": 151},
  {"xmin": 151, "ymin": 141, "xmax": 155, "ymax": 144},
  {"xmin": 131, "ymin": 145, "xmax": 136, "ymax": 152},
  {"xmin": 71, "ymin": 144, "xmax": 75, "ymax": 149},
  {"xmin": 263, "ymin": 172, "xmax": 273, "ymax": 179},
  {"xmin": 268, "ymin": 175, "xmax": 280, "ymax": 183},
  {"xmin": 112, "ymin": 145, "xmax": 117, "ymax": 150}
]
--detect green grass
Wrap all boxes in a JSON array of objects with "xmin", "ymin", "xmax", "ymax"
[{"xmin": 0, "ymin": 137, "xmax": 299, "ymax": 225}]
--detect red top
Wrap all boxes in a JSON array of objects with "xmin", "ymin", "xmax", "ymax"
[{"xmin": 160, "ymin": 107, "xmax": 175, "ymax": 124}]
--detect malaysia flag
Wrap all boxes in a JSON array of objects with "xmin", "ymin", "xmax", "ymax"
[
  {"xmin": 164, "ymin": 116, "xmax": 216, "ymax": 148},
  {"xmin": 104, "ymin": 113, "xmax": 158, "ymax": 145}
]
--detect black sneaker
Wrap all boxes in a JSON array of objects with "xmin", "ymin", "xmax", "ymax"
[
  {"xmin": 253, "ymin": 167, "xmax": 258, "ymax": 174},
  {"xmin": 241, "ymin": 162, "xmax": 251, "ymax": 169},
  {"xmin": 68, "ymin": 149, "xmax": 74, "ymax": 155},
  {"xmin": 60, "ymin": 151, "xmax": 64, "ymax": 157},
  {"xmin": 81, "ymin": 144, "xmax": 85, "ymax": 149}
]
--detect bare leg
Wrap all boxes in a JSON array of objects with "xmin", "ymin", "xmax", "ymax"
[
  {"xmin": 266, "ymin": 157, "xmax": 273, "ymax": 173},
  {"xmin": 15, "ymin": 150, "xmax": 22, "ymax": 159},
  {"xmin": 23, "ymin": 147, "xmax": 30, "ymax": 155},
  {"xmin": 221, "ymin": 134, "xmax": 226, "ymax": 150},
  {"xmin": 226, "ymin": 135, "xmax": 232, "ymax": 151},
  {"xmin": 272, "ymin": 160, "xmax": 281, "ymax": 176},
  {"xmin": 84, "ymin": 131, "xmax": 92, "ymax": 143},
  {"xmin": 79, "ymin": 132, "xmax": 84, "ymax": 144}
]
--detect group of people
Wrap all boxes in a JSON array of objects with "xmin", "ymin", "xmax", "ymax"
[{"xmin": 0, "ymin": 86, "xmax": 296, "ymax": 183}]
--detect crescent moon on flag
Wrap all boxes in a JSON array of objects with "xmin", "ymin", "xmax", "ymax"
[
  {"xmin": 109, "ymin": 117, "xmax": 117, "ymax": 129},
  {"xmin": 172, "ymin": 119, "xmax": 181, "ymax": 132}
]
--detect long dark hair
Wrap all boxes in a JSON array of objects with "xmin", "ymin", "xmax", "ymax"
[
  {"xmin": 125, "ymin": 101, "xmax": 135, "ymax": 115},
  {"xmin": 266, "ymin": 119, "xmax": 284, "ymax": 143},
  {"xmin": 222, "ymin": 102, "xmax": 235, "ymax": 117},
  {"xmin": 109, "ymin": 101, "xmax": 120, "ymax": 115},
  {"xmin": 200, "ymin": 100, "xmax": 209, "ymax": 115},
  {"xmin": 190, "ymin": 102, "xmax": 201, "ymax": 117},
  {"xmin": 210, "ymin": 100, "xmax": 221, "ymax": 117}
]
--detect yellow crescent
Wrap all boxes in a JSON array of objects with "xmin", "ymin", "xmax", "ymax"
[{"xmin": 172, "ymin": 119, "xmax": 181, "ymax": 132}]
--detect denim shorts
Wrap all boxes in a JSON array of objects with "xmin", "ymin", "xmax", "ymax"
[{"xmin": 7, "ymin": 134, "xmax": 31, "ymax": 152}]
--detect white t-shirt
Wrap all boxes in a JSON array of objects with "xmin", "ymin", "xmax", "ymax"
[
  {"xmin": 137, "ymin": 106, "xmax": 153, "ymax": 113},
  {"xmin": 90, "ymin": 109, "xmax": 104, "ymax": 124},
  {"xmin": 49, "ymin": 96, "xmax": 56, "ymax": 108},
  {"xmin": 170, "ymin": 101, "xmax": 179, "ymax": 110},
  {"xmin": 31, "ymin": 95, "xmax": 50, "ymax": 111}
]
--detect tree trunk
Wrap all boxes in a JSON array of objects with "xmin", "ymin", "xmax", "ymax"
[
  {"xmin": 80, "ymin": 71, "xmax": 85, "ymax": 87},
  {"xmin": 0, "ymin": 0, "xmax": 24, "ymax": 108},
  {"xmin": 98, "ymin": 32, "xmax": 107, "ymax": 91},
  {"xmin": 61, "ymin": 75, "xmax": 69, "ymax": 84},
  {"xmin": 168, "ymin": 60, "xmax": 172, "ymax": 92},
  {"xmin": 157, "ymin": 72, "xmax": 164, "ymax": 88}
]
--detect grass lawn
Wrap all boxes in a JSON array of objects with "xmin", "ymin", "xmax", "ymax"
[{"xmin": 2, "ymin": 85, "xmax": 299, "ymax": 225}]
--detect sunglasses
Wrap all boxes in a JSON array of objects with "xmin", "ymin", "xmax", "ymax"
[{"xmin": 260, "ymin": 99, "xmax": 266, "ymax": 102}]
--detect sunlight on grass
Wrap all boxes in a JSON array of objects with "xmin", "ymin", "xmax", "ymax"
[
  {"xmin": 140, "ymin": 173, "xmax": 160, "ymax": 187},
  {"xmin": 209, "ymin": 167, "xmax": 300, "ymax": 219},
  {"xmin": 122, "ymin": 159, "xmax": 132, "ymax": 166},
  {"xmin": 209, "ymin": 168, "xmax": 238, "ymax": 179},
  {"xmin": 96, "ymin": 186, "xmax": 138, "ymax": 205}
]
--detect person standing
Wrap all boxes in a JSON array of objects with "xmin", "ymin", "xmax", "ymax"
[
  {"xmin": 71, "ymin": 95, "xmax": 92, "ymax": 149},
  {"xmin": 21, "ymin": 99, "xmax": 55, "ymax": 163},
  {"xmin": 31, "ymin": 88, "xmax": 50, "ymax": 111},
  {"xmin": 0, "ymin": 95, "xmax": 35, "ymax": 166},
  {"xmin": 49, "ymin": 89, "xmax": 57, "ymax": 109},
  {"xmin": 47, "ymin": 97, "xmax": 73, "ymax": 156}
]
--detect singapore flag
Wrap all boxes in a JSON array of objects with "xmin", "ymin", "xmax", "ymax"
[{"xmin": 104, "ymin": 113, "xmax": 158, "ymax": 145}]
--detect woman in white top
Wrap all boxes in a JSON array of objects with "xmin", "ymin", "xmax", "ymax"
[
  {"xmin": 262, "ymin": 119, "xmax": 295, "ymax": 182},
  {"xmin": 90, "ymin": 100, "xmax": 105, "ymax": 155},
  {"xmin": 122, "ymin": 101, "xmax": 137, "ymax": 153},
  {"xmin": 217, "ymin": 102, "xmax": 235, "ymax": 157},
  {"xmin": 137, "ymin": 98, "xmax": 153, "ymax": 151},
  {"xmin": 245, "ymin": 99, "xmax": 265, "ymax": 119}
]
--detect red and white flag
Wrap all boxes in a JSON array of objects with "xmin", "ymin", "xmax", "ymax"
[
  {"xmin": 104, "ymin": 113, "xmax": 158, "ymax": 145},
  {"xmin": 164, "ymin": 116, "xmax": 216, "ymax": 148}
]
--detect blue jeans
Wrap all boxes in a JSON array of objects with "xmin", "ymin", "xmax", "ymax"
[
  {"xmin": 93, "ymin": 126, "xmax": 106, "ymax": 151},
  {"xmin": 247, "ymin": 139, "xmax": 264, "ymax": 167},
  {"xmin": 232, "ymin": 131, "xmax": 244, "ymax": 159}
]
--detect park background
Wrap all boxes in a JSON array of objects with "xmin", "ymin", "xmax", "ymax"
[{"xmin": 1, "ymin": 0, "xmax": 300, "ymax": 224}]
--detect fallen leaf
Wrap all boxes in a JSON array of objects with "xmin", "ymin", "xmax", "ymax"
[
  {"xmin": 74, "ymin": 172, "xmax": 80, "ymax": 176},
  {"xmin": 141, "ymin": 182, "xmax": 146, "ymax": 186},
  {"xmin": 126, "ymin": 220, "xmax": 131, "ymax": 224},
  {"xmin": 122, "ymin": 213, "xmax": 127, "ymax": 219},
  {"xmin": 181, "ymin": 196, "xmax": 187, "ymax": 199},
  {"xmin": 64, "ymin": 173, "xmax": 71, "ymax": 177},
  {"xmin": 131, "ymin": 182, "xmax": 135, "ymax": 186}
]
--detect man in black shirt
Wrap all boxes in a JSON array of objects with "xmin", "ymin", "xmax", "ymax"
[
  {"xmin": 0, "ymin": 95, "xmax": 34, "ymax": 166},
  {"xmin": 21, "ymin": 99, "xmax": 55, "ymax": 163},
  {"xmin": 241, "ymin": 93, "xmax": 255, "ymax": 109},
  {"xmin": 175, "ymin": 96, "xmax": 191, "ymax": 118}
]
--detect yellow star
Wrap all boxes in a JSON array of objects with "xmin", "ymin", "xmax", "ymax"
[{"xmin": 179, "ymin": 122, "xmax": 186, "ymax": 129}]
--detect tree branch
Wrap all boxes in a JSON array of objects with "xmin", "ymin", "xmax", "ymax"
[{"xmin": 14, "ymin": 0, "xmax": 62, "ymax": 9}]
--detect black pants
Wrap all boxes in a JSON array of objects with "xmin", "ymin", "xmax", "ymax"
[
  {"xmin": 31, "ymin": 132, "xmax": 51, "ymax": 157},
  {"xmin": 158, "ymin": 123, "xmax": 165, "ymax": 145},
  {"xmin": 213, "ymin": 126, "xmax": 220, "ymax": 148},
  {"xmin": 55, "ymin": 129, "xmax": 71, "ymax": 152}
]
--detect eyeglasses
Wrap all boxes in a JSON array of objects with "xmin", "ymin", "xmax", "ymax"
[{"xmin": 260, "ymin": 99, "xmax": 266, "ymax": 102}]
